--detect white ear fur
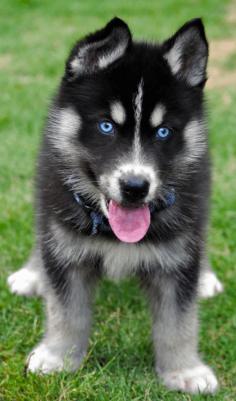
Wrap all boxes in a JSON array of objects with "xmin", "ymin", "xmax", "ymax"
[
  {"xmin": 68, "ymin": 18, "xmax": 131, "ymax": 77},
  {"xmin": 163, "ymin": 21, "xmax": 208, "ymax": 86}
]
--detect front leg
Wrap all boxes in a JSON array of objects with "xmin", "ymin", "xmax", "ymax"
[
  {"xmin": 143, "ymin": 271, "xmax": 218, "ymax": 394},
  {"xmin": 27, "ymin": 254, "xmax": 97, "ymax": 374}
]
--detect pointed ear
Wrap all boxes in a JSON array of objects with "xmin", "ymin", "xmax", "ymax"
[
  {"xmin": 162, "ymin": 19, "xmax": 208, "ymax": 87},
  {"xmin": 65, "ymin": 17, "xmax": 132, "ymax": 79}
]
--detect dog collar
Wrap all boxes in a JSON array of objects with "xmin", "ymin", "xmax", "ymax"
[
  {"xmin": 73, "ymin": 189, "xmax": 175, "ymax": 236},
  {"xmin": 73, "ymin": 193, "xmax": 110, "ymax": 235}
]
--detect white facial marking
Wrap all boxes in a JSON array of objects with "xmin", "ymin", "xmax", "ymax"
[
  {"xmin": 100, "ymin": 161, "xmax": 160, "ymax": 205},
  {"xmin": 150, "ymin": 104, "xmax": 166, "ymax": 127},
  {"xmin": 99, "ymin": 80, "xmax": 162, "ymax": 206},
  {"xmin": 58, "ymin": 108, "xmax": 81, "ymax": 136},
  {"xmin": 183, "ymin": 119, "xmax": 207, "ymax": 162},
  {"xmin": 100, "ymin": 171, "xmax": 122, "ymax": 204},
  {"xmin": 133, "ymin": 78, "xmax": 144, "ymax": 161},
  {"xmin": 110, "ymin": 101, "xmax": 126, "ymax": 124},
  {"xmin": 100, "ymin": 193, "xmax": 109, "ymax": 218},
  {"xmin": 48, "ymin": 107, "xmax": 81, "ymax": 157}
]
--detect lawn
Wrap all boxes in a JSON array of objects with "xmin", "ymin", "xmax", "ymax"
[{"xmin": 0, "ymin": 0, "xmax": 236, "ymax": 400}]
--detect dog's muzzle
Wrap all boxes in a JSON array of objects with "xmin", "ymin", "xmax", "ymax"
[{"xmin": 120, "ymin": 175, "xmax": 150, "ymax": 204}]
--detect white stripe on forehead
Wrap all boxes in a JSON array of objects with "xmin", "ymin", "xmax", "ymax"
[
  {"xmin": 150, "ymin": 103, "xmax": 166, "ymax": 127},
  {"xmin": 110, "ymin": 101, "xmax": 126, "ymax": 124},
  {"xmin": 133, "ymin": 78, "xmax": 144, "ymax": 161}
]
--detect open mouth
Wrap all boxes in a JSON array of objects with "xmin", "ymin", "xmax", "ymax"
[
  {"xmin": 101, "ymin": 197, "xmax": 151, "ymax": 243},
  {"xmin": 100, "ymin": 187, "xmax": 175, "ymax": 243}
]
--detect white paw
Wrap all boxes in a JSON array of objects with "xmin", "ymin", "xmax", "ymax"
[
  {"xmin": 7, "ymin": 268, "xmax": 42, "ymax": 296},
  {"xmin": 198, "ymin": 271, "xmax": 223, "ymax": 299},
  {"xmin": 27, "ymin": 342, "xmax": 83, "ymax": 374},
  {"xmin": 159, "ymin": 364, "xmax": 218, "ymax": 394},
  {"xmin": 27, "ymin": 343, "xmax": 65, "ymax": 374}
]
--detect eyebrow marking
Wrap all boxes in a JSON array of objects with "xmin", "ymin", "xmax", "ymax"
[
  {"xmin": 150, "ymin": 103, "xmax": 166, "ymax": 127},
  {"xmin": 133, "ymin": 78, "xmax": 144, "ymax": 161},
  {"xmin": 110, "ymin": 101, "xmax": 126, "ymax": 124}
]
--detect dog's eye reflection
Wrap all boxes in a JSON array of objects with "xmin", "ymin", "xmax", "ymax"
[
  {"xmin": 156, "ymin": 126, "xmax": 173, "ymax": 140},
  {"xmin": 98, "ymin": 121, "xmax": 114, "ymax": 135}
]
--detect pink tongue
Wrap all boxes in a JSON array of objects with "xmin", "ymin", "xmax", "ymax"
[{"xmin": 108, "ymin": 200, "xmax": 151, "ymax": 243}]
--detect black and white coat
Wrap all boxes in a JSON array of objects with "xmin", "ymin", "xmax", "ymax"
[{"xmin": 8, "ymin": 17, "xmax": 223, "ymax": 394}]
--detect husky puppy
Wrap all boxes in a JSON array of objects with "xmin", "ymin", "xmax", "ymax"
[{"xmin": 8, "ymin": 18, "xmax": 223, "ymax": 393}]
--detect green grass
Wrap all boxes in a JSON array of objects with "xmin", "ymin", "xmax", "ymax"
[
  {"xmin": 222, "ymin": 52, "xmax": 236, "ymax": 71},
  {"xmin": 0, "ymin": 0, "xmax": 236, "ymax": 400}
]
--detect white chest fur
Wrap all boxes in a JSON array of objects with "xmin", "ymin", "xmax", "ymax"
[{"xmin": 50, "ymin": 220, "xmax": 191, "ymax": 281}]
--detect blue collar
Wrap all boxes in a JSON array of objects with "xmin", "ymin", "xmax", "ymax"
[
  {"xmin": 73, "ymin": 188, "xmax": 176, "ymax": 236},
  {"xmin": 73, "ymin": 193, "xmax": 110, "ymax": 235}
]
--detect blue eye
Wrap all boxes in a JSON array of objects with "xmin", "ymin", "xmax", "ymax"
[
  {"xmin": 156, "ymin": 126, "xmax": 172, "ymax": 140},
  {"xmin": 98, "ymin": 121, "xmax": 114, "ymax": 135}
]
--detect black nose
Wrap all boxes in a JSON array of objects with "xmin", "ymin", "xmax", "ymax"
[{"xmin": 120, "ymin": 175, "xmax": 150, "ymax": 203}]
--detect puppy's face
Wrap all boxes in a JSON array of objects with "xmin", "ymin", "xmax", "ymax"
[{"xmin": 48, "ymin": 18, "xmax": 208, "ymax": 224}]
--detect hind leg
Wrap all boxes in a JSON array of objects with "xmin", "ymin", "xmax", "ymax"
[
  {"xmin": 198, "ymin": 254, "xmax": 223, "ymax": 299},
  {"xmin": 7, "ymin": 248, "xmax": 46, "ymax": 297}
]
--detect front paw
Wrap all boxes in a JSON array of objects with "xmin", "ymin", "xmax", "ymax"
[
  {"xmin": 7, "ymin": 268, "xmax": 43, "ymax": 297},
  {"xmin": 27, "ymin": 343, "xmax": 64, "ymax": 374},
  {"xmin": 198, "ymin": 270, "xmax": 223, "ymax": 298},
  {"xmin": 26, "ymin": 343, "xmax": 82, "ymax": 374},
  {"xmin": 158, "ymin": 364, "xmax": 218, "ymax": 394}
]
